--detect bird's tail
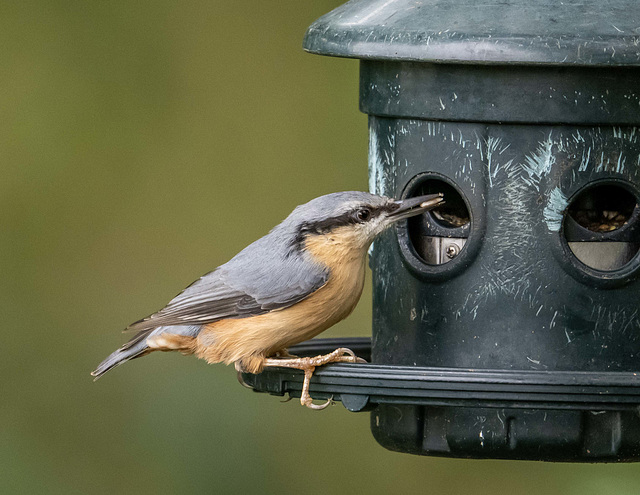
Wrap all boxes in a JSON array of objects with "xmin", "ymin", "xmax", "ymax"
[
  {"xmin": 91, "ymin": 325, "xmax": 202, "ymax": 380},
  {"xmin": 91, "ymin": 329, "xmax": 153, "ymax": 380}
]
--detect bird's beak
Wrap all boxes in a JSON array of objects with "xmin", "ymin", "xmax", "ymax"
[{"xmin": 387, "ymin": 193, "xmax": 445, "ymax": 222}]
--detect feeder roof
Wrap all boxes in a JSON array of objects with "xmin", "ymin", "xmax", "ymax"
[{"xmin": 303, "ymin": 0, "xmax": 640, "ymax": 66}]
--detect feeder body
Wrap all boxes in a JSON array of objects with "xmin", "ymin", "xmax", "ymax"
[{"xmin": 304, "ymin": 0, "xmax": 640, "ymax": 461}]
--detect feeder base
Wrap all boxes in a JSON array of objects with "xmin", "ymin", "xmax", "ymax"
[{"xmin": 241, "ymin": 338, "xmax": 640, "ymax": 462}]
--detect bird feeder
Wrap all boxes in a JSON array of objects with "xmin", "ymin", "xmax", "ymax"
[{"xmin": 243, "ymin": 0, "xmax": 640, "ymax": 461}]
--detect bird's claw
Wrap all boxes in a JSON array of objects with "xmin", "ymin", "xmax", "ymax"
[
  {"xmin": 263, "ymin": 347, "xmax": 366, "ymax": 410},
  {"xmin": 303, "ymin": 395, "xmax": 334, "ymax": 410},
  {"xmin": 236, "ymin": 369, "xmax": 253, "ymax": 389}
]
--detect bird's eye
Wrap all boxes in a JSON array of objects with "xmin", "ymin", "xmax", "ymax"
[{"xmin": 356, "ymin": 208, "xmax": 371, "ymax": 222}]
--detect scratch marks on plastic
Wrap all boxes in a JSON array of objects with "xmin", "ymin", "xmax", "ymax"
[
  {"xmin": 522, "ymin": 134, "xmax": 555, "ymax": 188},
  {"xmin": 573, "ymin": 127, "xmax": 639, "ymax": 178},
  {"xmin": 549, "ymin": 310, "xmax": 559, "ymax": 329},
  {"xmin": 578, "ymin": 146, "xmax": 591, "ymax": 172},
  {"xmin": 368, "ymin": 120, "xmax": 396, "ymax": 197},
  {"xmin": 543, "ymin": 187, "xmax": 568, "ymax": 232},
  {"xmin": 523, "ymin": 128, "xmax": 640, "ymax": 233},
  {"xmin": 485, "ymin": 136, "xmax": 513, "ymax": 187},
  {"xmin": 590, "ymin": 305, "xmax": 640, "ymax": 342},
  {"xmin": 368, "ymin": 124, "xmax": 382, "ymax": 195},
  {"xmin": 426, "ymin": 121, "xmax": 478, "ymax": 181}
]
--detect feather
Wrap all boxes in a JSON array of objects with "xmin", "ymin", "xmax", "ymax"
[
  {"xmin": 93, "ymin": 191, "xmax": 396, "ymax": 380},
  {"xmin": 126, "ymin": 220, "xmax": 330, "ymax": 332},
  {"xmin": 92, "ymin": 325, "xmax": 202, "ymax": 379}
]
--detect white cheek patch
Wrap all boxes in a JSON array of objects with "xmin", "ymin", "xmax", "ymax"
[
  {"xmin": 361, "ymin": 217, "xmax": 390, "ymax": 250},
  {"xmin": 372, "ymin": 216, "xmax": 391, "ymax": 236}
]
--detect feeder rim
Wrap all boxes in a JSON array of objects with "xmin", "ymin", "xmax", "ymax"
[
  {"xmin": 303, "ymin": 0, "xmax": 640, "ymax": 67},
  {"xmin": 242, "ymin": 337, "xmax": 640, "ymax": 412}
]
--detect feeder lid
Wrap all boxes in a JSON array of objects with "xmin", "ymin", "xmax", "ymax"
[{"xmin": 303, "ymin": 0, "xmax": 640, "ymax": 66}]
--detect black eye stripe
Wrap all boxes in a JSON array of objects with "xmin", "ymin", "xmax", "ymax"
[{"xmin": 290, "ymin": 203, "xmax": 393, "ymax": 251}]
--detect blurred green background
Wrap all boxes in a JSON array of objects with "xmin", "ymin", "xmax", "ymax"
[{"xmin": 2, "ymin": 1, "xmax": 640, "ymax": 493}]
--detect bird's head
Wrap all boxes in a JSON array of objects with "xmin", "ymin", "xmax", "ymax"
[{"xmin": 281, "ymin": 191, "xmax": 444, "ymax": 258}]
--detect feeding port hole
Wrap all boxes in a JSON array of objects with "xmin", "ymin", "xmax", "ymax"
[
  {"xmin": 407, "ymin": 179, "xmax": 470, "ymax": 265},
  {"xmin": 565, "ymin": 183, "xmax": 640, "ymax": 272}
]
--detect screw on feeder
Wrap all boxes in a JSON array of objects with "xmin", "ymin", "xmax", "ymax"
[{"xmin": 445, "ymin": 243, "xmax": 459, "ymax": 259}]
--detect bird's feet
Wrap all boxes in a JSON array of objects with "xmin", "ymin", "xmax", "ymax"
[{"xmin": 263, "ymin": 347, "xmax": 366, "ymax": 410}]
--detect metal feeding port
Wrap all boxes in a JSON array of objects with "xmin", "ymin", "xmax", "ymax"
[
  {"xmin": 245, "ymin": 0, "xmax": 640, "ymax": 462},
  {"xmin": 407, "ymin": 179, "xmax": 470, "ymax": 265}
]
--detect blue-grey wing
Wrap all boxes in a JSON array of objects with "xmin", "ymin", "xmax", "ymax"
[{"xmin": 127, "ymin": 234, "xmax": 328, "ymax": 331}]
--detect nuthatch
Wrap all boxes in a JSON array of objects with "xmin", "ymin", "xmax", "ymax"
[{"xmin": 92, "ymin": 191, "xmax": 444, "ymax": 408}]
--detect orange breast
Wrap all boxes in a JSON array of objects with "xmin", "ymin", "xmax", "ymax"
[{"xmin": 195, "ymin": 229, "xmax": 368, "ymax": 370}]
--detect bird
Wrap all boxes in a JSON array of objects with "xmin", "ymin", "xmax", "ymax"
[{"xmin": 92, "ymin": 191, "xmax": 444, "ymax": 408}]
